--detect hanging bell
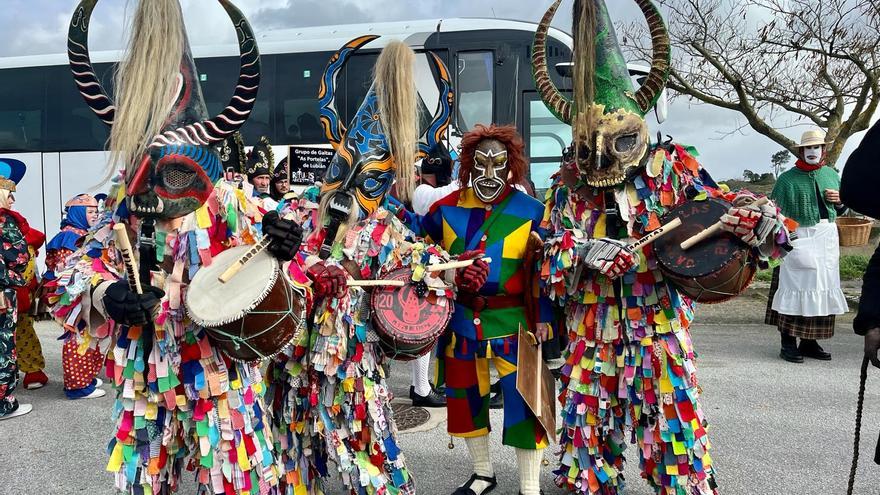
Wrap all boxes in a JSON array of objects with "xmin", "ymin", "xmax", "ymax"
[{"xmin": 448, "ymin": 436, "xmax": 455, "ymax": 450}]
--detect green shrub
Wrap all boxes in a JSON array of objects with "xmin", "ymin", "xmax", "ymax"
[
  {"xmin": 840, "ymin": 254, "xmax": 870, "ymax": 281},
  {"xmin": 753, "ymin": 254, "xmax": 871, "ymax": 282}
]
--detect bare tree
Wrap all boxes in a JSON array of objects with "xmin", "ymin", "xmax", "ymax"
[{"xmin": 622, "ymin": 0, "xmax": 880, "ymax": 165}]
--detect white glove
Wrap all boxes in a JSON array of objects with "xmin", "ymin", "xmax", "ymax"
[{"xmin": 581, "ymin": 238, "xmax": 637, "ymax": 279}]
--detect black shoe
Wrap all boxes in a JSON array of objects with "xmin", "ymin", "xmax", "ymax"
[
  {"xmin": 410, "ymin": 386, "xmax": 446, "ymax": 408},
  {"xmin": 489, "ymin": 390, "xmax": 503, "ymax": 410},
  {"xmin": 799, "ymin": 339, "xmax": 832, "ymax": 361},
  {"xmin": 551, "ymin": 366, "xmax": 563, "ymax": 380},
  {"xmin": 451, "ymin": 473, "xmax": 497, "ymax": 495},
  {"xmin": 779, "ymin": 347, "xmax": 804, "ymax": 363}
]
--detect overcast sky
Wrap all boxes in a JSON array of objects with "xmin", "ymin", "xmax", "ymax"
[{"xmin": 3, "ymin": 0, "xmax": 874, "ymax": 179}]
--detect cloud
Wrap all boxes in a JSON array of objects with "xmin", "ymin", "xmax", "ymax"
[{"xmin": 0, "ymin": 0, "xmax": 872, "ymax": 174}]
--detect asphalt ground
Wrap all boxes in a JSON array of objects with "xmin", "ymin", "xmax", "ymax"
[{"xmin": 1, "ymin": 299, "xmax": 877, "ymax": 495}]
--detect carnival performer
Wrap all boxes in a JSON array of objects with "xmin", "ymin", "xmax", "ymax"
[
  {"xmin": 266, "ymin": 37, "xmax": 456, "ymax": 495},
  {"xmin": 407, "ymin": 142, "xmax": 458, "ymax": 408},
  {"xmin": 531, "ymin": 1, "xmax": 792, "ymax": 493},
  {"xmin": 0, "ymin": 163, "xmax": 34, "ymax": 420},
  {"xmin": 220, "ymin": 130, "xmax": 248, "ymax": 185},
  {"xmin": 247, "ymin": 136, "xmax": 275, "ymax": 203},
  {"xmin": 767, "ymin": 129, "xmax": 848, "ymax": 363},
  {"xmin": 2, "ymin": 161, "xmax": 48, "ymax": 391},
  {"xmin": 419, "ymin": 125, "xmax": 551, "ymax": 495},
  {"xmin": 842, "ymin": 121, "xmax": 880, "ymax": 368},
  {"xmin": 45, "ymin": 193, "xmax": 106, "ymax": 399},
  {"xmin": 271, "ymin": 157, "xmax": 290, "ymax": 202},
  {"xmin": 62, "ymin": 1, "xmax": 305, "ymax": 492}
]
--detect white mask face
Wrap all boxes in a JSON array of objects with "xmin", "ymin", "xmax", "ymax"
[{"xmin": 802, "ymin": 145, "xmax": 824, "ymax": 165}]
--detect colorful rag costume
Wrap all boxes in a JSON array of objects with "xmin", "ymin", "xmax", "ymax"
[
  {"xmin": 47, "ymin": 194, "xmax": 106, "ymax": 398},
  {"xmin": 265, "ymin": 37, "xmax": 453, "ymax": 495},
  {"xmin": 62, "ymin": 1, "xmax": 283, "ymax": 492},
  {"xmin": 531, "ymin": 2, "xmax": 791, "ymax": 494},
  {"xmin": 0, "ymin": 170, "xmax": 32, "ymax": 418}
]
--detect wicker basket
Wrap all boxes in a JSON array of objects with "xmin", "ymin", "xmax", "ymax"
[{"xmin": 836, "ymin": 216, "xmax": 873, "ymax": 247}]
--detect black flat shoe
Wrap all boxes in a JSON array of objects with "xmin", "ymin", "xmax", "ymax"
[
  {"xmin": 799, "ymin": 340, "xmax": 832, "ymax": 361},
  {"xmin": 410, "ymin": 386, "xmax": 446, "ymax": 407},
  {"xmin": 489, "ymin": 390, "xmax": 503, "ymax": 410},
  {"xmin": 451, "ymin": 473, "xmax": 497, "ymax": 495},
  {"xmin": 780, "ymin": 347, "xmax": 804, "ymax": 363}
]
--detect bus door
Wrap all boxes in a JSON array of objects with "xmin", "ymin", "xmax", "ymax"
[{"xmin": 522, "ymin": 90, "xmax": 571, "ymax": 198}]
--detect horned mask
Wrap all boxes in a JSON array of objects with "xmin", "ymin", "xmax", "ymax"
[
  {"xmin": 317, "ymin": 36, "xmax": 453, "ymax": 221},
  {"xmin": 532, "ymin": 0, "xmax": 670, "ymax": 189},
  {"xmin": 68, "ymin": 0, "xmax": 261, "ymax": 219}
]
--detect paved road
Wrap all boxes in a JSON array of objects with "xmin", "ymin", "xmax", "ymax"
[{"xmin": 1, "ymin": 316, "xmax": 877, "ymax": 495}]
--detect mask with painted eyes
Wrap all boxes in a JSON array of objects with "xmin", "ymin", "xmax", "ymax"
[
  {"xmin": 472, "ymin": 139, "xmax": 509, "ymax": 203},
  {"xmin": 321, "ymin": 91, "xmax": 396, "ymax": 220},
  {"xmin": 318, "ymin": 36, "xmax": 453, "ymax": 224},
  {"xmin": 67, "ymin": 0, "xmax": 260, "ymax": 220}
]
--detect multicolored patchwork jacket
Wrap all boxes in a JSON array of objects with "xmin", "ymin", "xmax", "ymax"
[
  {"xmin": 51, "ymin": 180, "xmax": 283, "ymax": 494},
  {"xmin": 421, "ymin": 187, "xmax": 553, "ymax": 342}
]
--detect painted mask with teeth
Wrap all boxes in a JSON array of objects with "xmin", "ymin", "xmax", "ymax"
[
  {"xmin": 67, "ymin": 0, "xmax": 261, "ymax": 220},
  {"xmin": 472, "ymin": 139, "xmax": 509, "ymax": 203}
]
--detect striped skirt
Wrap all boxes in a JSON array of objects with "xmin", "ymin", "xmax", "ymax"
[{"xmin": 765, "ymin": 267, "xmax": 836, "ymax": 339}]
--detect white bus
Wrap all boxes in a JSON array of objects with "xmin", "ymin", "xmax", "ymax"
[{"xmin": 0, "ymin": 18, "xmax": 577, "ymax": 254}]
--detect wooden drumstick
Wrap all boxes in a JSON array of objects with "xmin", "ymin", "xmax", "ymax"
[
  {"xmin": 426, "ymin": 257, "xmax": 493, "ymax": 272},
  {"xmin": 347, "ymin": 279, "xmax": 406, "ymax": 287},
  {"xmin": 219, "ymin": 237, "xmax": 272, "ymax": 283},
  {"xmin": 345, "ymin": 257, "xmax": 495, "ymax": 287},
  {"xmin": 113, "ymin": 223, "xmax": 143, "ymax": 295},
  {"xmin": 680, "ymin": 197, "xmax": 770, "ymax": 250},
  {"xmin": 628, "ymin": 218, "xmax": 682, "ymax": 252}
]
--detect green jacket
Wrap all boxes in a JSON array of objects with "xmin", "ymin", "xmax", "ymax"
[{"xmin": 771, "ymin": 166, "xmax": 841, "ymax": 227}]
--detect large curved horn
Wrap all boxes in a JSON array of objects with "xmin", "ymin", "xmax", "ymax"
[
  {"xmin": 632, "ymin": 0, "xmax": 671, "ymax": 114},
  {"xmin": 418, "ymin": 52, "xmax": 454, "ymax": 157},
  {"xmin": 68, "ymin": 0, "xmax": 115, "ymax": 127},
  {"xmin": 319, "ymin": 35, "xmax": 380, "ymax": 151},
  {"xmin": 532, "ymin": 0, "xmax": 572, "ymax": 124},
  {"xmin": 153, "ymin": 0, "xmax": 260, "ymax": 146}
]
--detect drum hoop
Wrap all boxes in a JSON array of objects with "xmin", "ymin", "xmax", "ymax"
[
  {"xmin": 368, "ymin": 267, "xmax": 452, "ymax": 361},
  {"xmin": 207, "ymin": 281, "xmax": 308, "ymax": 362},
  {"xmin": 185, "ymin": 254, "xmax": 280, "ymax": 329},
  {"xmin": 685, "ymin": 258, "xmax": 756, "ymax": 304}
]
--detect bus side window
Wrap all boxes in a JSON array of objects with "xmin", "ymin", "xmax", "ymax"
[
  {"xmin": 276, "ymin": 52, "xmax": 331, "ymax": 144},
  {"xmin": 46, "ymin": 64, "xmax": 110, "ymax": 152},
  {"xmin": 199, "ymin": 55, "xmax": 275, "ymax": 144},
  {"xmin": 455, "ymin": 51, "xmax": 494, "ymax": 131},
  {"xmin": 0, "ymin": 67, "xmax": 45, "ymax": 152}
]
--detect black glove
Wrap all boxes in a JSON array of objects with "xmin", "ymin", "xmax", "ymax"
[
  {"xmin": 103, "ymin": 280, "xmax": 164, "ymax": 326},
  {"xmin": 263, "ymin": 210, "xmax": 303, "ymax": 262}
]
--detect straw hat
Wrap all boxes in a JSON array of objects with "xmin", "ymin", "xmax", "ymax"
[{"xmin": 797, "ymin": 129, "xmax": 828, "ymax": 148}]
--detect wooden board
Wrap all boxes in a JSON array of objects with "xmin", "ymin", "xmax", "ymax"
[{"xmin": 516, "ymin": 325, "xmax": 557, "ymax": 443}]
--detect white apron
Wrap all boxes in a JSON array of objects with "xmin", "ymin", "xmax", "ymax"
[{"xmin": 772, "ymin": 220, "xmax": 848, "ymax": 316}]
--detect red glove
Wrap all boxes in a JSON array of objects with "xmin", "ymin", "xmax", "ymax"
[
  {"xmin": 455, "ymin": 250, "xmax": 489, "ymax": 292},
  {"xmin": 720, "ymin": 195, "xmax": 777, "ymax": 247},
  {"xmin": 307, "ymin": 263, "xmax": 348, "ymax": 299}
]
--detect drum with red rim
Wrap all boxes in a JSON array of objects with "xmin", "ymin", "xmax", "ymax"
[{"xmin": 371, "ymin": 268, "xmax": 452, "ymax": 361}]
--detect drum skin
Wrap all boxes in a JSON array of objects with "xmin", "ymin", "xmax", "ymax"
[
  {"xmin": 371, "ymin": 268, "xmax": 451, "ymax": 361},
  {"xmin": 653, "ymin": 198, "xmax": 756, "ymax": 303},
  {"xmin": 185, "ymin": 245, "xmax": 305, "ymax": 362}
]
